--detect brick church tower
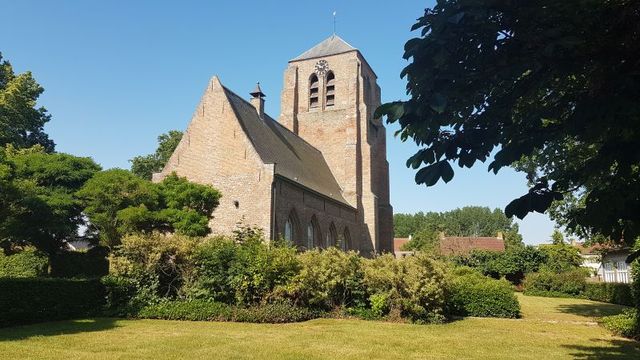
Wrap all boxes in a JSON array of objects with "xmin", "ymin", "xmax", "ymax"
[{"xmin": 279, "ymin": 35, "xmax": 394, "ymax": 252}]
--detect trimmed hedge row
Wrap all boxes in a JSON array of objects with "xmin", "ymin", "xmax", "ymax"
[
  {"xmin": 524, "ymin": 270, "xmax": 634, "ymax": 306},
  {"xmin": 137, "ymin": 300, "xmax": 319, "ymax": 323},
  {"xmin": 50, "ymin": 247, "xmax": 109, "ymax": 278},
  {"xmin": 0, "ymin": 278, "xmax": 105, "ymax": 327}
]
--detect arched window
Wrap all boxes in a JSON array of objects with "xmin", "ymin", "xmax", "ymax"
[
  {"xmin": 309, "ymin": 74, "xmax": 319, "ymax": 109},
  {"xmin": 328, "ymin": 223, "xmax": 338, "ymax": 248},
  {"xmin": 325, "ymin": 71, "xmax": 335, "ymax": 107},
  {"xmin": 306, "ymin": 216, "xmax": 321, "ymax": 249},
  {"xmin": 283, "ymin": 209, "xmax": 299, "ymax": 246},
  {"xmin": 342, "ymin": 227, "xmax": 351, "ymax": 251}
]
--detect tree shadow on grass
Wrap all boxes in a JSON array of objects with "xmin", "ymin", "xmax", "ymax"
[
  {"xmin": 556, "ymin": 303, "xmax": 628, "ymax": 319},
  {"xmin": 0, "ymin": 318, "xmax": 120, "ymax": 341},
  {"xmin": 562, "ymin": 338, "xmax": 640, "ymax": 359}
]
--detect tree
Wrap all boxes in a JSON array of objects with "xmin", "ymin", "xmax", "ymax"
[
  {"xmin": 0, "ymin": 53, "xmax": 54, "ymax": 151},
  {"xmin": 377, "ymin": 1, "xmax": 640, "ymax": 246},
  {"xmin": 0, "ymin": 146, "xmax": 100, "ymax": 255},
  {"xmin": 130, "ymin": 130, "xmax": 182, "ymax": 180},
  {"xmin": 395, "ymin": 206, "xmax": 523, "ymax": 248},
  {"xmin": 539, "ymin": 244, "xmax": 582, "ymax": 273},
  {"xmin": 551, "ymin": 229, "xmax": 565, "ymax": 245},
  {"xmin": 78, "ymin": 170, "xmax": 221, "ymax": 247}
]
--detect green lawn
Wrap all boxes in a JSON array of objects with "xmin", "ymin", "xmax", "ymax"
[{"xmin": 1, "ymin": 294, "xmax": 639, "ymax": 359}]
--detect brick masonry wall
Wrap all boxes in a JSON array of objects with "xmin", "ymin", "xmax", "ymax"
[{"xmin": 153, "ymin": 77, "xmax": 274, "ymax": 237}]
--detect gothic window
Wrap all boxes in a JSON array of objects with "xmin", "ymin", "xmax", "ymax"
[
  {"xmin": 306, "ymin": 216, "xmax": 321, "ymax": 249},
  {"xmin": 342, "ymin": 227, "xmax": 351, "ymax": 251},
  {"xmin": 283, "ymin": 209, "xmax": 299, "ymax": 246},
  {"xmin": 309, "ymin": 74, "xmax": 319, "ymax": 109},
  {"xmin": 325, "ymin": 71, "xmax": 335, "ymax": 107},
  {"xmin": 327, "ymin": 223, "xmax": 338, "ymax": 248}
]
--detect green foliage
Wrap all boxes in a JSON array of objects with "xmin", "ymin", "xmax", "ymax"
[
  {"xmin": 631, "ymin": 260, "xmax": 640, "ymax": 310},
  {"xmin": 583, "ymin": 283, "xmax": 634, "ymax": 307},
  {"xmin": 447, "ymin": 267, "xmax": 520, "ymax": 318},
  {"xmin": 50, "ymin": 246, "xmax": 109, "ymax": 278},
  {"xmin": 78, "ymin": 170, "xmax": 220, "ymax": 246},
  {"xmin": 452, "ymin": 246, "xmax": 546, "ymax": 284},
  {"xmin": 101, "ymin": 275, "xmax": 139, "ymax": 316},
  {"xmin": 378, "ymin": 1, "xmax": 640, "ymax": 245},
  {"xmin": 524, "ymin": 268, "xmax": 590, "ymax": 297},
  {"xmin": 401, "ymin": 228, "xmax": 438, "ymax": 253},
  {"xmin": 539, "ymin": 244, "xmax": 582, "ymax": 273},
  {"xmin": 395, "ymin": 207, "xmax": 523, "ymax": 249},
  {"xmin": 551, "ymin": 229, "xmax": 565, "ymax": 245},
  {"xmin": 138, "ymin": 300, "xmax": 233, "ymax": 321},
  {"xmin": 189, "ymin": 232, "xmax": 300, "ymax": 305},
  {"xmin": 109, "ymin": 233, "xmax": 198, "ymax": 300},
  {"xmin": 601, "ymin": 309, "xmax": 639, "ymax": 340},
  {"xmin": 0, "ymin": 278, "xmax": 105, "ymax": 326},
  {"xmin": 138, "ymin": 299, "xmax": 318, "ymax": 324},
  {"xmin": 0, "ymin": 146, "xmax": 101, "ymax": 254},
  {"xmin": 0, "ymin": 53, "xmax": 54, "ymax": 151},
  {"xmin": 362, "ymin": 253, "xmax": 448, "ymax": 323},
  {"xmin": 276, "ymin": 248, "xmax": 365, "ymax": 310},
  {"xmin": 130, "ymin": 130, "xmax": 183, "ymax": 180},
  {"xmin": 0, "ymin": 247, "xmax": 48, "ymax": 277}
]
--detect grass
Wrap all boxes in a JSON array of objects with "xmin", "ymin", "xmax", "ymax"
[{"xmin": 0, "ymin": 294, "xmax": 638, "ymax": 359}]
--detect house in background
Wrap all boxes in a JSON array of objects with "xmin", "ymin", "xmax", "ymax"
[
  {"xmin": 393, "ymin": 233, "xmax": 506, "ymax": 258},
  {"xmin": 572, "ymin": 241, "xmax": 633, "ymax": 283}
]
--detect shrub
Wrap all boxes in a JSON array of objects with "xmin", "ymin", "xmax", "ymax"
[
  {"xmin": 583, "ymin": 283, "xmax": 634, "ymax": 306},
  {"xmin": 138, "ymin": 300, "xmax": 233, "ymax": 321},
  {"xmin": 451, "ymin": 246, "xmax": 546, "ymax": 285},
  {"xmin": 101, "ymin": 275, "xmax": 139, "ymax": 316},
  {"xmin": 188, "ymin": 235, "xmax": 300, "ymax": 305},
  {"xmin": 0, "ymin": 248, "xmax": 49, "ymax": 278},
  {"xmin": 234, "ymin": 301, "xmax": 319, "ymax": 323},
  {"xmin": 275, "ymin": 248, "xmax": 365, "ymax": 310},
  {"xmin": 363, "ymin": 253, "xmax": 448, "ymax": 323},
  {"xmin": 523, "ymin": 268, "xmax": 589, "ymax": 296},
  {"xmin": 109, "ymin": 233, "xmax": 198, "ymax": 299},
  {"xmin": 601, "ymin": 309, "xmax": 639, "ymax": 339},
  {"xmin": 50, "ymin": 246, "xmax": 109, "ymax": 278},
  {"xmin": 137, "ymin": 300, "xmax": 317, "ymax": 323},
  {"xmin": 538, "ymin": 244, "xmax": 583, "ymax": 273},
  {"xmin": 0, "ymin": 278, "xmax": 105, "ymax": 327},
  {"xmin": 448, "ymin": 267, "xmax": 520, "ymax": 318}
]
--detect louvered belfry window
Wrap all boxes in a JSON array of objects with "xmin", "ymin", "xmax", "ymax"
[
  {"xmin": 309, "ymin": 74, "xmax": 319, "ymax": 108},
  {"xmin": 325, "ymin": 71, "xmax": 335, "ymax": 107}
]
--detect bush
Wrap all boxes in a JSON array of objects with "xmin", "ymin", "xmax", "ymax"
[
  {"xmin": 362, "ymin": 253, "xmax": 448, "ymax": 323},
  {"xmin": 188, "ymin": 234, "xmax": 300, "ymax": 305},
  {"xmin": 0, "ymin": 278, "xmax": 105, "ymax": 327},
  {"xmin": 451, "ymin": 246, "xmax": 546, "ymax": 285},
  {"xmin": 601, "ymin": 309, "xmax": 639, "ymax": 339},
  {"xmin": 109, "ymin": 233, "xmax": 198, "ymax": 299},
  {"xmin": 523, "ymin": 268, "xmax": 589, "ymax": 296},
  {"xmin": 583, "ymin": 283, "xmax": 634, "ymax": 306},
  {"xmin": 275, "ymin": 248, "xmax": 365, "ymax": 310},
  {"xmin": 138, "ymin": 300, "xmax": 233, "ymax": 321},
  {"xmin": 137, "ymin": 299, "xmax": 318, "ymax": 323},
  {"xmin": 50, "ymin": 246, "xmax": 109, "ymax": 278},
  {"xmin": 448, "ymin": 267, "xmax": 520, "ymax": 318},
  {"xmin": 234, "ymin": 301, "xmax": 319, "ymax": 323},
  {"xmin": 101, "ymin": 275, "xmax": 139, "ymax": 316},
  {"xmin": 0, "ymin": 248, "xmax": 49, "ymax": 278}
]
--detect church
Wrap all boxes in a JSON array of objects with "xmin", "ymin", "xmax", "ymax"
[{"xmin": 153, "ymin": 35, "xmax": 394, "ymax": 254}]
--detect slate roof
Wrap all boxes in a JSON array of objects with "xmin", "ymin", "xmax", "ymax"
[
  {"xmin": 222, "ymin": 86, "xmax": 351, "ymax": 207},
  {"xmin": 290, "ymin": 35, "xmax": 357, "ymax": 62},
  {"xmin": 439, "ymin": 237, "xmax": 506, "ymax": 256}
]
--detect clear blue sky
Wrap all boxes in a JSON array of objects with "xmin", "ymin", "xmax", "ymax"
[{"xmin": 1, "ymin": 0, "xmax": 557, "ymax": 244}]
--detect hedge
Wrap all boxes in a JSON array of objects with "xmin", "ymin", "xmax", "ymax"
[
  {"xmin": 138, "ymin": 300, "xmax": 319, "ymax": 323},
  {"xmin": 0, "ymin": 278, "xmax": 105, "ymax": 327},
  {"xmin": 524, "ymin": 270, "xmax": 634, "ymax": 306},
  {"xmin": 50, "ymin": 247, "xmax": 109, "ymax": 278},
  {"xmin": 448, "ymin": 268, "xmax": 520, "ymax": 318},
  {"xmin": 0, "ymin": 249, "xmax": 49, "ymax": 278}
]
